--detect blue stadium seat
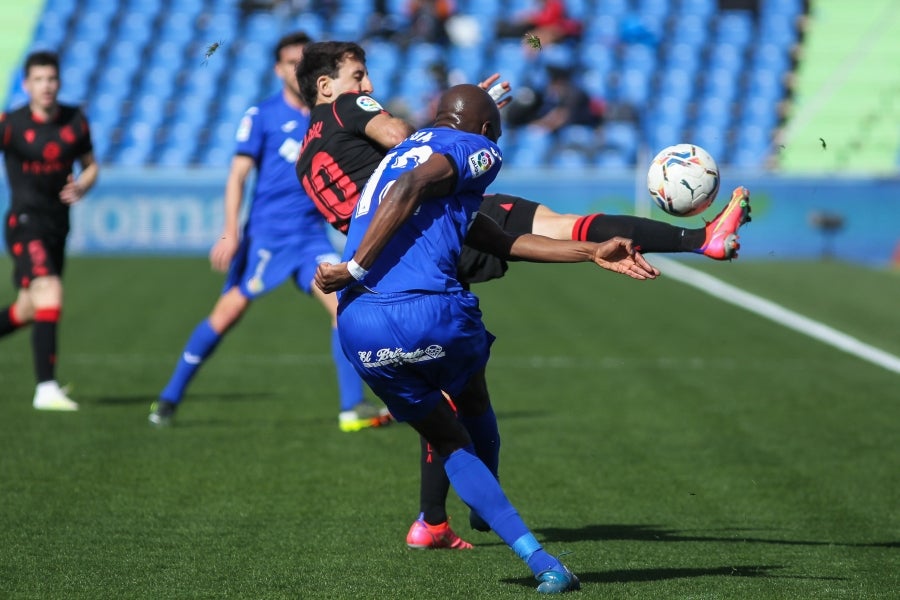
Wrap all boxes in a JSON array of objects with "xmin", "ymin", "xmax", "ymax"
[
  {"xmin": 709, "ymin": 42, "xmax": 745, "ymax": 72},
  {"xmin": 198, "ymin": 145, "xmax": 233, "ymax": 168},
  {"xmin": 580, "ymin": 42, "xmax": 615, "ymax": 74},
  {"xmin": 594, "ymin": 0, "xmax": 629, "ymax": 17},
  {"xmin": 122, "ymin": 0, "xmax": 163, "ymax": 14},
  {"xmin": 582, "ymin": 16, "xmax": 619, "ymax": 44},
  {"xmin": 593, "ymin": 148, "xmax": 631, "ymax": 169},
  {"xmin": 156, "ymin": 143, "xmax": 197, "ymax": 168},
  {"xmin": 758, "ymin": 16, "xmax": 798, "ymax": 47},
  {"xmin": 550, "ymin": 148, "xmax": 591, "ymax": 170},
  {"xmin": 702, "ymin": 68, "xmax": 740, "ymax": 103},
  {"xmin": 73, "ymin": 8, "xmax": 116, "ymax": 41},
  {"xmin": 31, "ymin": 13, "xmax": 68, "ymax": 51},
  {"xmin": 42, "ymin": 0, "xmax": 77, "ymax": 17},
  {"xmin": 670, "ymin": 13, "xmax": 710, "ymax": 46},
  {"xmin": 557, "ymin": 125, "xmax": 599, "ymax": 154},
  {"xmin": 157, "ymin": 12, "xmax": 198, "ymax": 45},
  {"xmin": 688, "ymin": 124, "xmax": 726, "ymax": 162},
  {"xmin": 601, "ymin": 122, "xmax": 639, "ymax": 157},
  {"xmin": 614, "ymin": 69, "xmax": 651, "ymax": 108},
  {"xmin": 580, "ymin": 68, "xmax": 608, "ymax": 98},
  {"xmin": 662, "ymin": 42, "xmax": 701, "ymax": 74},
  {"xmin": 328, "ymin": 11, "xmax": 368, "ymax": 39},
  {"xmin": 621, "ymin": 44, "xmax": 656, "ymax": 73},
  {"xmin": 116, "ymin": 12, "xmax": 155, "ymax": 46},
  {"xmin": 715, "ymin": 10, "xmax": 754, "ymax": 47},
  {"xmin": 751, "ymin": 42, "xmax": 790, "ymax": 73},
  {"xmin": 658, "ymin": 68, "xmax": 695, "ymax": 101},
  {"xmin": 695, "ymin": 96, "xmax": 732, "ymax": 129},
  {"xmin": 288, "ymin": 13, "xmax": 325, "ymax": 40},
  {"xmin": 680, "ymin": 0, "xmax": 716, "ymax": 17},
  {"xmin": 104, "ymin": 40, "xmax": 144, "ymax": 76}
]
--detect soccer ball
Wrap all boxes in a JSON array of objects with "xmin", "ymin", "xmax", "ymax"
[{"xmin": 647, "ymin": 144, "xmax": 720, "ymax": 217}]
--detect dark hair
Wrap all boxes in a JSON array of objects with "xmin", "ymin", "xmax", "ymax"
[
  {"xmin": 295, "ymin": 41, "xmax": 367, "ymax": 108},
  {"xmin": 24, "ymin": 51, "xmax": 59, "ymax": 77},
  {"xmin": 274, "ymin": 31, "xmax": 312, "ymax": 63}
]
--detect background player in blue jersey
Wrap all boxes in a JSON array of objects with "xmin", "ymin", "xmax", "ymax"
[
  {"xmin": 0, "ymin": 51, "xmax": 98, "ymax": 411},
  {"xmin": 295, "ymin": 41, "xmax": 751, "ymax": 551},
  {"xmin": 315, "ymin": 84, "xmax": 659, "ymax": 593},
  {"xmin": 150, "ymin": 32, "xmax": 389, "ymax": 431}
]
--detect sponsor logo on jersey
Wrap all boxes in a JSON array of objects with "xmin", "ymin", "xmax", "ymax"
[
  {"xmin": 357, "ymin": 344, "xmax": 445, "ymax": 368},
  {"xmin": 236, "ymin": 115, "xmax": 252, "ymax": 142},
  {"xmin": 279, "ymin": 138, "xmax": 301, "ymax": 163},
  {"xmin": 356, "ymin": 96, "xmax": 383, "ymax": 112},
  {"xmin": 281, "ymin": 120, "xmax": 298, "ymax": 132},
  {"xmin": 467, "ymin": 149, "xmax": 494, "ymax": 178}
]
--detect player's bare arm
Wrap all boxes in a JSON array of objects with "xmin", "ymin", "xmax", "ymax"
[
  {"xmin": 59, "ymin": 151, "xmax": 98, "ymax": 205},
  {"xmin": 364, "ymin": 112, "xmax": 415, "ymax": 149},
  {"xmin": 465, "ymin": 213, "xmax": 660, "ymax": 280},
  {"xmin": 210, "ymin": 154, "xmax": 254, "ymax": 272},
  {"xmin": 315, "ymin": 153, "xmax": 456, "ymax": 293}
]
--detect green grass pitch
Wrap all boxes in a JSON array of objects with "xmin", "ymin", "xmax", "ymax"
[{"xmin": 0, "ymin": 256, "xmax": 898, "ymax": 599}]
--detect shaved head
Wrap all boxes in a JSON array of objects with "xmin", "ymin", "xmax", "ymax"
[{"xmin": 433, "ymin": 84, "xmax": 502, "ymax": 142}]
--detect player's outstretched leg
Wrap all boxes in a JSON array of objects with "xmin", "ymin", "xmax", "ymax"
[
  {"xmin": 567, "ymin": 187, "xmax": 751, "ymax": 260},
  {"xmin": 697, "ymin": 186, "xmax": 752, "ymax": 260}
]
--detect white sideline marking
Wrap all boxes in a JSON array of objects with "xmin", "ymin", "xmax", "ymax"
[{"xmin": 652, "ymin": 256, "xmax": 900, "ymax": 376}]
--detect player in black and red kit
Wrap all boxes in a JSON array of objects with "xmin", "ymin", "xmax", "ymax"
[
  {"xmin": 295, "ymin": 41, "xmax": 750, "ymax": 549},
  {"xmin": 0, "ymin": 51, "xmax": 98, "ymax": 411}
]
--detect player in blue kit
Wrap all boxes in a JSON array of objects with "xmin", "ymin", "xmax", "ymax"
[
  {"xmin": 315, "ymin": 84, "xmax": 659, "ymax": 593},
  {"xmin": 150, "ymin": 32, "xmax": 388, "ymax": 430}
]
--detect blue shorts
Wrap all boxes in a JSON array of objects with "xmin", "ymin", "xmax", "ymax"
[
  {"xmin": 337, "ymin": 290, "xmax": 494, "ymax": 422},
  {"xmin": 224, "ymin": 230, "xmax": 340, "ymax": 298}
]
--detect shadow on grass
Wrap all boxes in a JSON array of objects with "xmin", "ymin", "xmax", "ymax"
[
  {"xmin": 92, "ymin": 392, "xmax": 277, "ymax": 406},
  {"xmin": 503, "ymin": 564, "xmax": 819, "ymax": 589},
  {"xmin": 535, "ymin": 523, "xmax": 897, "ymax": 549}
]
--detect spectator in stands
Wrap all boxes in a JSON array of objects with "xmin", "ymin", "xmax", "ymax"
[
  {"xmin": 504, "ymin": 62, "xmax": 603, "ymax": 133},
  {"xmin": 495, "ymin": 0, "xmax": 582, "ymax": 47},
  {"xmin": 403, "ymin": 0, "xmax": 454, "ymax": 46}
]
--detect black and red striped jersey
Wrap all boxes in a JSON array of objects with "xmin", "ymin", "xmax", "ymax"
[
  {"xmin": 0, "ymin": 103, "xmax": 93, "ymax": 230},
  {"xmin": 295, "ymin": 92, "xmax": 388, "ymax": 233}
]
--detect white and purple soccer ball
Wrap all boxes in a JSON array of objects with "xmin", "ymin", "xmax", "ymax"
[{"xmin": 647, "ymin": 143, "xmax": 720, "ymax": 217}]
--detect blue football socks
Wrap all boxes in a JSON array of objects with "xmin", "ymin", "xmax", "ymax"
[
  {"xmin": 160, "ymin": 319, "xmax": 221, "ymax": 403},
  {"xmin": 332, "ymin": 327, "xmax": 364, "ymax": 411},
  {"xmin": 459, "ymin": 406, "xmax": 500, "ymax": 477},
  {"xmin": 443, "ymin": 447, "xmax": 562, "ymax": 576}
]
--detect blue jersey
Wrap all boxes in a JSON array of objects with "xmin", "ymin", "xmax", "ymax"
[
  {"xmin": 234, "ymin": 93, "xmax": 323, "ymax": 237},
  {"xmin": 341, "ymin": 128, "xmax": 502, "ymax": 294}
]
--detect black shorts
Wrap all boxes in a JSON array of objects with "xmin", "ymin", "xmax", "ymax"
[
  {"xmin": 457, "ymin": 194, "xmax": 540, "ymax": 285},
  {"xmin": 5, "ymin": 212, "xmax": 67, "ymax": 289}
]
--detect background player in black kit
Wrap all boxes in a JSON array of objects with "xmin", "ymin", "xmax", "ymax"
[
  {"xmin": 0, "ymin": 51, "xmax": 98, "ymax": 411},
  {"xmin": 296, "ymin": 41, "xmax": 750, "ymax": 549}
]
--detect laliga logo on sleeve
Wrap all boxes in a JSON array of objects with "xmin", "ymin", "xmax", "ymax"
[
  {"xmin": 356, "ymin": 96, "xmax": 383, "ymax": 112},
  {"xmin": 467, "ymin": 149, "xmax": 494, "ymax": 178}
]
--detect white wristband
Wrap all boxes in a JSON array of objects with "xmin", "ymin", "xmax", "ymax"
[{"xmin": 347, "ymin": 258, "xmax": 368, "ymax": 281}]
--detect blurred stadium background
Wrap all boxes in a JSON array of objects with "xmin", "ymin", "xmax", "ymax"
[{"xmin": 0, "ymin": 0, "xmax": 898, "ymax": 263}]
